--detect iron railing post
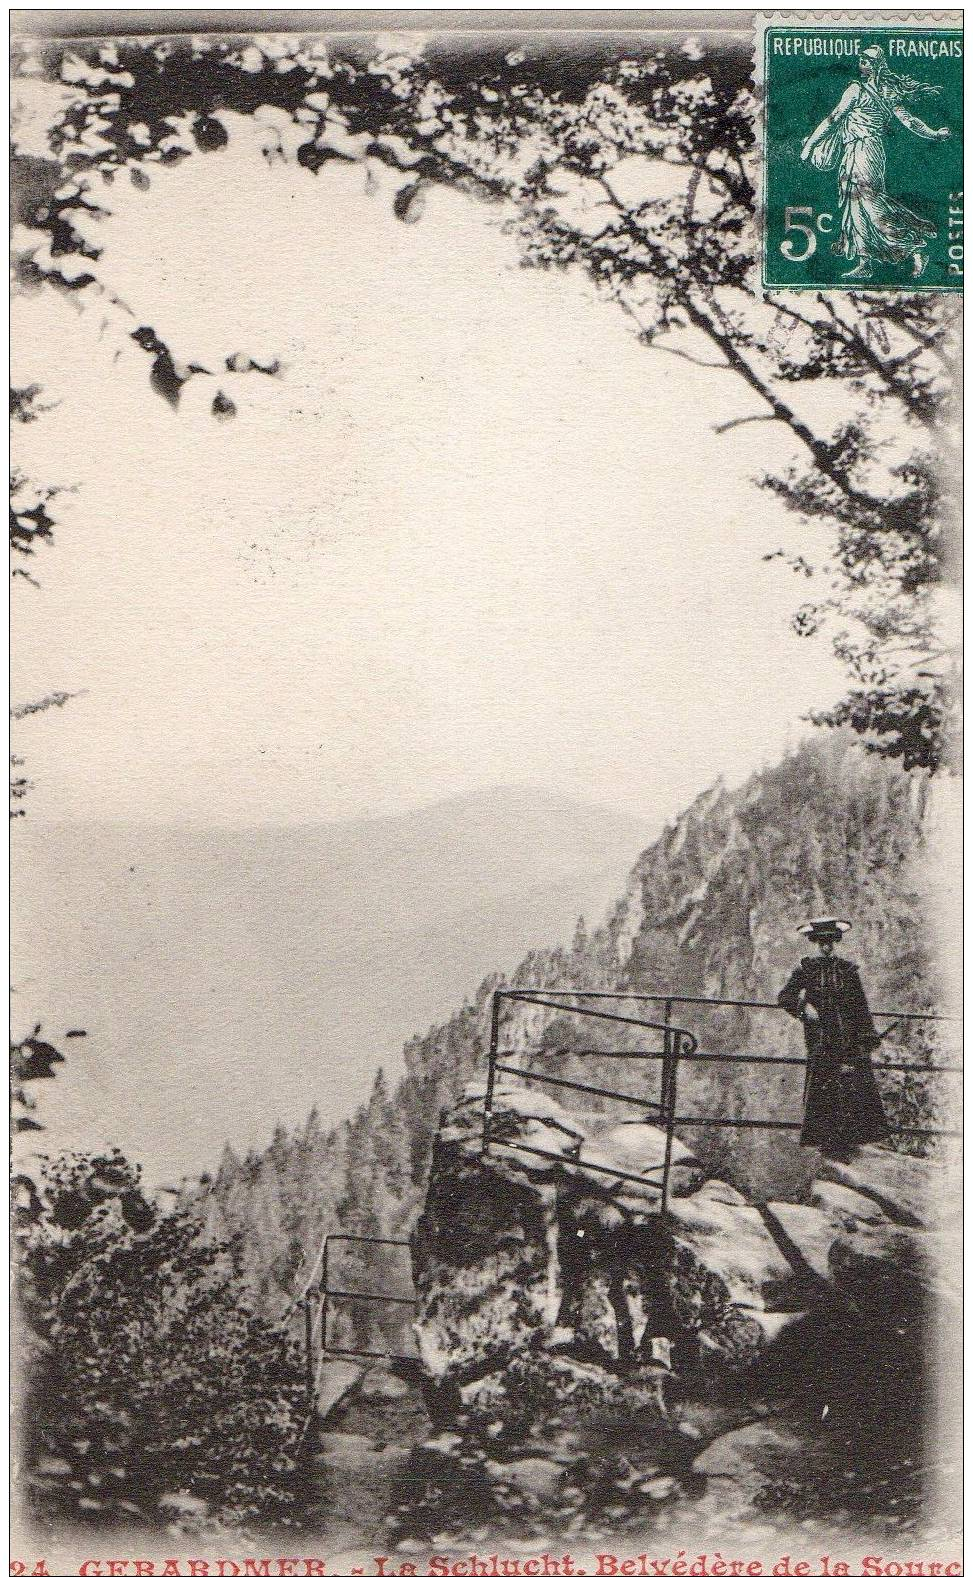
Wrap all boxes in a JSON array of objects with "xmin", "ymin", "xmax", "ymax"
[
  {"xmin": 660, "ymin": 999, "xmax": 676, "ymax": 1221},
  {"xmin": 320, "ymin": 1236, "xmax": 329, "ymax": 1358},
  {"xmin": 482, "ymin": 990, "xmax": 501, "ymax": 1156},
  {"xmin": 304, "ymin": 1295, "xmax": 315, "ymax": 1407}
]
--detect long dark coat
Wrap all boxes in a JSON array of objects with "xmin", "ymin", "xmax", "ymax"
[{"xmin": 777, "ymin": 954, "xmax": 889, "ymax": 1156}]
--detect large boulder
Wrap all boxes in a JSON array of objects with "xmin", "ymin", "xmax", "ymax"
[
  {"xmin": 412, "ymin": 1137, "xmax": 562, "ymax": 1381},
  {"xmin": 578, "ymin": 1120, "xmax": 704, "ymax": 1211},
  {"xmin": 691, "ymin": 1420, "xmax": 831, "ymax": 1519},
  {"xmin": 412, "ymin": 1088, "xmax": 707, "ymax": 1391},
  {"xmin": 407, "ymin": 1094, "xmax": 956, "ymax": 1542},
  {"xmin": 818, "ymin": 1147, "xmax": 957, "ymax": 1231},
  {"xmin": 413, "ymin": 1091, "xmax": 956, "ymax": 1401},
  {"xmin": 663, "ymin": 1186, "xmax": 810, "ymax": 1373}
]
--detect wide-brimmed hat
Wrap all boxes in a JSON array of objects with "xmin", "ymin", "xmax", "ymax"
[{"xmin": 797, "ymin": 915, "xmax": 852, "ymax": 939}]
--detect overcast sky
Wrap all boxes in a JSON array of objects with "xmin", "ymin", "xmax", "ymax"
[{"xmin": 12, "ymin": 118, "xmax": 847, "ymax": 829}]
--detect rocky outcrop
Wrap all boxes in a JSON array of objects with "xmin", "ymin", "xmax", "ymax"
[
  {"xmin": 818, "ymin": 1148, "xmax": 958, "ymax": 1232},
  {"xmin": 408, "ymin": 1085, "xmax": 957, "ymax": 1534},
  {"xmin": 663, "ymin": 1184, "xmax": 810, "ymax": 1375},
  {"xmin": 414, "ymin": 1089, "xmax": 958, "ymax": 1396},
  {"xmin": 413, "ymin": 1085, "xmax": 731, "ymax": 1390}
]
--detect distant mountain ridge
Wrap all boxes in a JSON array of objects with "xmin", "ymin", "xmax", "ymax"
[{"xmin": 11, "ymin": 785, "xmax": 650, "ymax": 1182}]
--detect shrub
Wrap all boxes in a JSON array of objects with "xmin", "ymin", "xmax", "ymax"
[{"xmin": 16, "ymin": 1150, "xmax": 310, "ymax": 1530}]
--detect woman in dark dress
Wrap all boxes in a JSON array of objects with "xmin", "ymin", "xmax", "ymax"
[{"xmin": 778, "ymin": 916, "xmax": 889, "ymax": 1162}]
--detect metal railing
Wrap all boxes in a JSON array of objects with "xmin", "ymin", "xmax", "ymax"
[
  {"xmin": 320, "ymin": 1232, "xmax": 417, "ymax": 1364},
  {"xmin": 482, "ymin": 987, "xmax": 960, "ymax": 1218},
  {"xmin": 282, "ymin": 1230, "xmax": 419, "ymax": 1409},
  {"xmin": 289, "ymin": 985, "xmax": 957, "ymax": 1404},
  {"xmin": 482, "ymin": 988, "xmax": 697, "ymax": 1206}
]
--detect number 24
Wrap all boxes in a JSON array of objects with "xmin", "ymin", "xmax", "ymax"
[{"xmin": 780, "ymin": 205, "xmax": 834, "ymax": 262}]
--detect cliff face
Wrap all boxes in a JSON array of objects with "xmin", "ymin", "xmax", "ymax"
[
  {"xmin": 601, "ymin": 735, "xmax": 937, "ymax": 1010},
  {"xmin": 469, "ymin": 734, "xmax": 947, "ymax": 1202}
]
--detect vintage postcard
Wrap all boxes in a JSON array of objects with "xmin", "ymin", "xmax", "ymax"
[{"xmin": 9, "ymin": 10, "xmax": 963, "ymax": 1577}]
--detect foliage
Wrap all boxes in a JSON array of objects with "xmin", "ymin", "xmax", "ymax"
[
  {"xmin": 16, "ymin": 1147, "xmax": 311, "ymax": 1530},
  {"xmin": 9, "ymin": 31, "xmax": 959, "ymax": 767},
  {"xmin": 10, "ymin": 1023, "xmax": 76, "ymax": 1222},
  {"xmin": 10, "ymin": 384, "xmax": 64, "ymax": 580},
  {"xmin": 10, "ymin": 378, "xmax": 77, "ymax": 811},
  {"xmin": 10, "ymin": 754, "xmax": 31, "ymax": 817},
  {"xmin": 11, "ymin": 1024, "xmax": 66, "ymax": 1125}
]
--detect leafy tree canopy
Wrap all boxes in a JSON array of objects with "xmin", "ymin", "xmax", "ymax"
[{"xmin": 11, "ymin": 31, "xmax": 959, "ymax": 767}]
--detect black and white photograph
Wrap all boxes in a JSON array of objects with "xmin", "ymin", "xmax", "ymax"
[{"xmin": 9, "ymin": 10, "xmax": 963, "ymax": 1575}]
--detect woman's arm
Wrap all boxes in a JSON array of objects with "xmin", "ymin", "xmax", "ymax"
[
  {"xmin": 801, "ymin": 84, "xmax": 859, "ymax": 160},
  {"xmin": 892, "ymin": 105, "xmax": 950, "ymax": 140},
  {"xmin": 844, "ymin": 965, "xmax": 881, "ymax": 1054},
  {"xmin": 778, "ymin": 966, "xmax": 807, "ymax": 1019}
]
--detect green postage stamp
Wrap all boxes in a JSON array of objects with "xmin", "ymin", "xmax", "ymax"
[{"xmin": 759, "ymin": 16, "xmax": 963, "ymax": 291}]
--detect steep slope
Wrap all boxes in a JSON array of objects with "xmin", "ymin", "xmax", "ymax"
[{"xmin": 189, "ymin": 734, "xmax": 952, "ymax": 1315}]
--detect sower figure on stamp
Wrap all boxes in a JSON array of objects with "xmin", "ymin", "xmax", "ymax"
[
  {"xmin": 799, "ymin": 44, "xmax": 950, "ymax": 282},
  {"xmin": 778, "ymin": 916, "xmax": 889, "ymax": 1164}
]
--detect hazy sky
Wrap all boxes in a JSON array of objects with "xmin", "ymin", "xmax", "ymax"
[{"xmin": 12, "ymin": 114, "xmax": 846, "ymax": 828}]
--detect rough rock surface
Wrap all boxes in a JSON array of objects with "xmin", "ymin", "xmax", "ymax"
[
  {"xmin": 414, "ymin": 1090, "xmax": 956, "ymax": 1395},
  {"xmin": 762, "ymin": 1200, "xmax": 844, "ymax": 1282},
  {"xmin": 412, "ymin": 1146, "xmax": 561, "ymax": 1379},
  {"xmin": 690, "ymin": 1420, "xmax": 833, "ymax": 1521},
  {"xmin": 819, "ymin": 1145, "xmax": 958, "ymax": 1232},
  {"xmin": 408, "ymin": 1085, "xmax": 955, "ymax": 1539},
  {"xmin": 829, "ymin": 1221, "xmax": 961, "ymax": 1319},
  {"xmin": 663, "ymin": 1184, "xmax": 809, "ymax": 1373},
  {"xmin": 810, "ymin": 1177, "xmax": 888, "ymax": 1226}
]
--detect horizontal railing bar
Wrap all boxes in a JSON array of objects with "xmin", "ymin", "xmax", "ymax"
[
  {"xmin": 505, "ymin": 1052, "xmax": 675, "ymax": 1062},
  {"xmin": 671, "ymin": 1115, "xmax": 802, "ymax": 1132},
  {"xmin": 504, "ymin": 988, "xmax": 954, "ymax": 1022},
  {"xmin": 487, "ymin": 1134, "xmax": 663, "ymax": 1189},
  {"xmin": 499, "ymin": 1047, "xmax": 960, "ymax": 1075},
  {"xmin": 876, "ymin": 1061, "xmax": 962, "ymax": 1075},
  {"xmin": 503, "ymin": 992, "xmax": 671, "ymax": 1033},
  {"xmin": 672, "ymin": 1050, "xmax": 962, "ymax": 1074},
  {"xmin": 678, "ymin": 1050, "xmax": 812, "ymax": 1068},
  {"xmin": 324, "ymin": 1289, "xmax": 417, "ymax": 1307},
  {"xmin": 511, "ymin": 1050, "xmax": 676, "ymax": 1061},
  {"xmin": 504, "ymin": 991, "xmax": 697, "ymax": 1047},
  {"xmin": 673, "ymin": 1113, "xmax": 961, "ymax": 1138},
  {"xmin": 509, "ymin": 990, "xmax": 786, "ymax": 1008},
  {"xmin": 323, "ymin": 1345, "xmax": 419, "ymax": 1362},
  {"xmin": 497, "ymin": 1061, "xmax": 664, "ymax": 1111},
  {"xmin": 326, "ymin": 1234, "xmax": 410, "ymax": 1248},
  {"xmin": 500, "ymin": 1047, "xmax": 670, "ymax": 1064},
  {"xmin": 508, "ymin": 1043, "xmax": 660, "ymax": 1059}
]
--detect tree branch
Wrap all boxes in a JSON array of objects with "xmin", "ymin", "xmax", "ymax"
[
  {"xmin": 714, "ymin": 413, "xmax": 779, "ymax": 435},
  {"xmin": 589, "ymin": 174, "xmax": 892, "ymax": 518}
]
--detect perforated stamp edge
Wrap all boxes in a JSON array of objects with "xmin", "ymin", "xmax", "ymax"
[{"xmin": 750, "ymin": 10, "xmax": 963, "ymax": 296}]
